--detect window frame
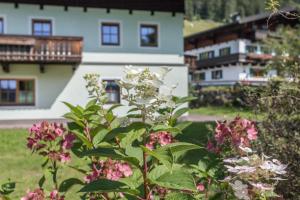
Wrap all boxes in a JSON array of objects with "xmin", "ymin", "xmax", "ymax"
[
  {"xmin": 100, "ymin": 22, "xmax": 121, "ymax": 46},
  {"xmin": 246, "ymin": 45, "xmax": 258, "ymax": 54},
  {"xmin": 211, "ymin": 70, "xmax": 223, "ymax": 80},
  {"xmin": 139, "ymin": 23, "xmax": 159, "ymax": 48},
  {"xmin": 199, "ymin": 51, "xmax": 214, "ymax": 60},
  {"xmin": 0, "ymin": 78, "xmax": 35, "ymax": 106},
  {"xmin": 103, "ymin": 79, "xmax": 121, "ymax": 104},
  {"xmin": 32, "ymin": 19, "xmax": 53, "ymax": 36},
  {"xmin": 219, "ymin": 47, "xmax": 231, "ymax": 57},
  {"xmin": 0, "ymin": 17, "xmax": 4, "ymax": 34}
]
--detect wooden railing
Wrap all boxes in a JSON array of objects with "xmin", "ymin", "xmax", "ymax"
[
  {"xmin": 197, "ymin": 53, "xmax": 273, "ymax": 69},
  {"xmin": 0, "ymin": 35, "xmax": 83, "ymax": 64}
]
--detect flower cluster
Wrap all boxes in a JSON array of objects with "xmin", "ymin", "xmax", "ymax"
[
  {"xmin": 27, "ymin": 121, "xmax": 75, "ymax": 163},
  {"xmin": 84, "ymin": 159, "xmax": 133, "ymax": 183},
  {"xmin": 84, "ymin": 74, "xmax": 107, "ymax": 105},
  {"xmin": 146, "ymin": 131, "xmax": 174, "ymax": 150},
  {"xmin": 21, "ymin": 189, "xmax": 64, "ymax": 200},
  {"xmin": 207, "ymin": 117, "xmax": 258, "ymax": 153},
  {"xmin": 118, "ymin": 66, "xmax": 176, "ymax": 122},
  {"xmin": 224, "ymin": 147, "xmax": 287, "ymax": 199}
]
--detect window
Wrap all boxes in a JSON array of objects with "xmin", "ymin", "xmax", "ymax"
[
  {"xmin": 140, "ymin": 24, "xmax": 158, "ymax": 47},
  {"xmin": 32, "ymin": 19, "xmax": 52, "ymax": 36},
  {"xmin": 199, "ymin": 51, "xmax": 214, "ymax": 60},
  {"xmin": 211, "ymin": 70, "xmax": 223, "ymax": 80},
  {"xmin": 193, "ymin": 73, "xmax": 205, "ymax": 81},
  {"xmin": 104, "ymin": 80, "xmax": 120, "ymax": 104},
  {"xmin": 101, "ymin": 22, "xmax": 120, "ymax": 46},
  {"xmin": 0, "ymin": 79, "xmax": 35, "ymax": 106},
  {"xmin": 246, "ymin": 45, "xmax": 258, "ymax": 53},
  {"xmin": 219, "ymin": 47, "xmax": 231, "ymax": 57},
  {"xmin": 0, "ymin": 18, "xmax": 3, "ymax": 34}
]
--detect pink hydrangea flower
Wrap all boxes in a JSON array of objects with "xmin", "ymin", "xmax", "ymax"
[
  {"xmin": 21, "ymin": 188, "xmax": 45, "ymax": 200},
  {"xmin": 84, "ymin": 159, "xmax": 133, "ymax": 182},
  {"xmin": 197, "ymin": 183, "xmax": 205, "ymax": 192},
  {"xmin": 62, "ymin": 134, "xmax": 76, "ymax": 149},
  {"xmin": 146, "ymin": 131, "xmax": 174, "ymax": 150},
  {"xmin": 27, "ymin": 122, "xmax": 75, "ymax": 164},
  {"xmin": 49, "ymin": 190, "xmax": 64, "ymax": 200}
]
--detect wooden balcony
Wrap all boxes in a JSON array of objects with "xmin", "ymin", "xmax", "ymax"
[
  {"xmin": 0, "ymin": 35, "xmax": 83, "ymax": 66},
  {"xmin": 197, "ymin": 53, "xmax": 272, "ymax": 69}
]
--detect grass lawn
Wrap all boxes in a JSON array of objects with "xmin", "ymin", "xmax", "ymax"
[
  {"xmin": 0, "ymin": 122, "xmax": 215, "ymax": 199},
  {"xmin": 190, "ymin": 106, "xmax": 262, "ymax": 120}
]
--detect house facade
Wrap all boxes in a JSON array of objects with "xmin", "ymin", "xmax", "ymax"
[
  {"xmin": 0, "ymin": 0, "xmax": 187, "ymax": 120},
  {"xmin": 185, "ymin": 9, "xmax": 299, "ymax": 87}
]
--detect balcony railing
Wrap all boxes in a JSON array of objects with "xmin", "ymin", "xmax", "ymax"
[
  {"xmin": 197, "ymin": 53, "xmax": 272, "ymax": 69},
  {"xmin": 0, "ymin": 35, "xmax": 83, "ymax": 64}
]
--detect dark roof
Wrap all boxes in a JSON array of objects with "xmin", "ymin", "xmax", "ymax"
[
  {"xmin": 185, "ymin": 7, "xmax": 298, "ymax": 40},
  {"xmin": 0, "ymin": 0, "xmax": 184, "ymax": 13}
]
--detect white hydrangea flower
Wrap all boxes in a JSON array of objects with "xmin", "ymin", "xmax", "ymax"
[
  {"xmin": 239, "ymin": 145, "xmax": 253, "ymax": 153},
  {"xmin": 250, "ymin": 182, "xmax": 274, "ymax": 191},
  {"xmin": 230, "ymin": 180, "xmax": 250, "ymax": 200},
  {"xmin": 260, "ymin": 160, "xmax": 287, "ymax": 175}
]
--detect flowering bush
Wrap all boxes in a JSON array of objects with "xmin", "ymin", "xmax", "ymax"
[
  {"xmin": 207, "ymin": 117, "xmax": 258, "ymax": 154},
  {"xmin": 21, "ymin": 66, "xmax": 287, "ymax": 200},
  {"xmin": 21, "ymin": 122, "xmax": 76, "ymax": 200}
]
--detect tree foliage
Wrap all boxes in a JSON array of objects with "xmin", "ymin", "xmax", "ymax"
[{"xmin": 185, "ymin": 0, "xmax": 300, "ymax": 22}]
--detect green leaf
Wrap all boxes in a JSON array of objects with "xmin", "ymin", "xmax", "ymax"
[
  {"xmin": 165, "ymin": 192, "xmax": 195, "ymax": 200},
  {"xmin": 81, "ymin": 148, "xmax": 140, "ymax": 168},
  {"xmin": 1, "ymin": 182, "xmax": 15, "ymax": 195},
  {"xmin": 125, "ymin": 146, "xmax": 144, "ymax": 166},
  {"xmin": 175, "ymin": 121, "xmax": 192, "ymax": 131},
  {"xmin": 71, "ymin": 130, "xmax": 93, "ymax": 149},
  {"xmin": 141, "ymin": 146, "xmax": 173, "ymax": 170},
  {"xmin": 174, "ymin": 96, "xmax": 197, "ymax": 105},
  {"xmin": 127, "ymin": 114, "xmax": 143, "ymax": 119},
  {"xmin": 158, "ymin": 142, "xmax": 201, "ymax": 155},
  {"xmin": 63, "ymin": 102, "xmax": 83, "ymax": 117},
  {"xmin": 79, "ymin": 179, "xmax": 139, "ymax": 195},
  {"xmin": 63, "ymin": 113, "xmax": 84, "ymax": 127},
  {"xmin": 127, "ymin": 107, "xmax": 140, "ymax": 114},
  {"xmin": 85, "ymin": 99, "xmax": 97, "ymax": 108},
  {"xmin": 92, "ymin": 128, "xmax": 109, "ymax": 146},
  {"xmin": 38, "ymin": 175, "xmax": 45, "ymax": 188},
  {"xmin": 68, "ymin": 166, "xmax": 88, "ymax": 175},
  {"xmin": 151, "ymin": 169, "xmax": 196, "ymax": 191},
  {"xmin": 104, "ymin": 122, "xmax": 148, "ymax": 142},
  {"xmin": 151, "ymin": 125, "xmax": 181, "ymax": 135},
  {"xmin": 148, "ymin": 164, "xmax": 183, "ymax": 181},
  {"xmin": 173, "ymin": 107, "xmax": 189, "ymax": 119},
  {"xmin": 120, "ymin": 127, "xmax": 146, "ymax": 148},
  {"xmin": 107, "ymin": 104, "xmax": 123, "ymax": 113},
  {"xmin": 59, "ymin": 178, "xmax": 84, "ymax": 193}
]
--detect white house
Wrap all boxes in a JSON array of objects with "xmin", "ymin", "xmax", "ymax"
[
  {"xmin": 0, "ymin": 0, "xmax": 188, "ymax": 120},
  {"xmin": 184, "ymin": 9, "xmax": 299, "ymax": 87}
]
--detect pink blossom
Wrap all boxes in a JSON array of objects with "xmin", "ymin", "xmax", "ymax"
[
  {"xmin": 59, "ymin": 152, "xmax": 71, "ymax": 163},
  {"xmin": 49, "ymin": 190, "xmax": 64, "ymax": 200},
  {"xmin": 84, "ymin": 159, "xmax": 133, "ymax": 183},
  {"xmin": 116, "ymin": 163, "xmax": 133, "ymax": 177},
  {"xmin": 145, "ymin": 142, "xmax": 154, "ymax": 150},
  {"xmin": 247, "ymin": 127, "xmax": 258, "ymax": 140},
  {"xmin": 206, "ymin": 140, "xmax": 215, "ymax": 152},
  {"xmin": 197, "ymin": 183, "xmax": 205, "ymax": 192},
  {"xmin": 157, "ymin": 132, "xmax": 173, "ymax": 146},
  {"xmin": 62, "ymin": 134, "xmax": 76, "ymax": 149},
  {"xmin": 21, "ymin": 188, "xmax": 45, "ymax": 200}
]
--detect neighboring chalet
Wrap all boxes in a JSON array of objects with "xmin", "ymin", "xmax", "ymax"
[
  {"xmin": 0, "ymin": 0, "xmax": 187, "ymax": 120},
  {"xmin": 185, "ymin": 8, "xmax": 299, "ymax": 87}
]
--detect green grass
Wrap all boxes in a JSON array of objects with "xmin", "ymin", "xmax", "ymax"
[
  {"xmin": 0, "ymin": 123, "xmax": 216, "ymax": 199},
  {"xmin": 184, "ymin": 19, "xmax": 222, "ymax": 37},
  {"xmin": 190, "ymin": 106, "xmax": 262, "ymax": 120},
  {"xmin": 0, "ymin": 129, "xmax": 86, "ymax": 200}
]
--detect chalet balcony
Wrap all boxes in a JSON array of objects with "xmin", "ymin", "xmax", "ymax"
[
  {"xmin": 0, "ymin": 35, "xmax": 83, "ymax": 67},
  {"xmin": 197, "ymin": 53, "xmax": 273, "ymax": 69}
]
